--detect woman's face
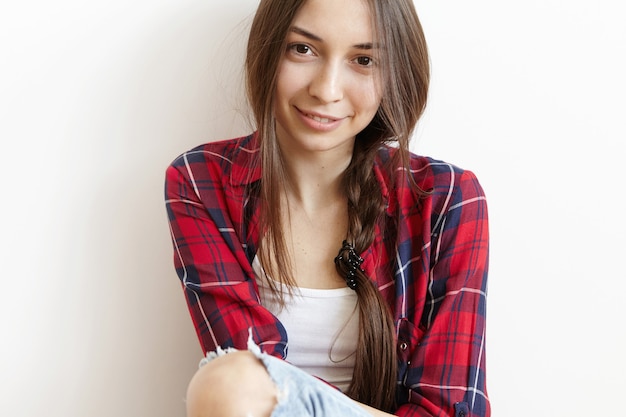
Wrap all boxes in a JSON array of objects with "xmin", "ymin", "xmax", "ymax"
[{"xmin": 273, "ymin": 0, "xmax": 382, "ymax": 157}]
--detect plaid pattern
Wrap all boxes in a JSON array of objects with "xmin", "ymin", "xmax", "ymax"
[{"xmin": 165, "ymin": 133, "xmax": 490, "ymax": 417}]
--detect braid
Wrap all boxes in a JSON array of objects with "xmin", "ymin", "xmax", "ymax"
[{"xmin": 335, "ymin": 140, "xmax": 397, "ymax": 412}]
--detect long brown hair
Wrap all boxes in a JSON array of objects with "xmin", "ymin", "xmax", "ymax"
[{"xmin": 245, "ymin": 0, "xmax": 429, "ymax": 411}]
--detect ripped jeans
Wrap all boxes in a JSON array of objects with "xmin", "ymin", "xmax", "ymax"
[{"xmin": 199, "ymin": 336, "xmax": 374, "ymax": 417}]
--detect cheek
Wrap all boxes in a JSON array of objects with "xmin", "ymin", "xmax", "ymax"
[
  {"xmin": 358, "ymin": 89, "xmax": 382, "ymax": 120},
  {"xmin": 354, "ymin": 78, "xmax": 382, "ymax": 113},
  {"xmin": 273, "ymin": 71, "xmax": 287, "ymax": 106},
  {"xmin": 275, "ymin": 62, "xmax": 304, "ymax": 104}
]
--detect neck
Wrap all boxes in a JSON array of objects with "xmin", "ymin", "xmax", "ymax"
[{"xmin": 281, "ymin": 148, "xmax": 352, "ymax": 213}]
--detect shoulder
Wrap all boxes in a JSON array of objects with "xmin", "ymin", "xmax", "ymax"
[
  {"xmin": 169, "ymin": 134, "xmax": 257, "ymax": 169},
  {"xmin": 375, "ymin": 147, "xmax": 486, "ymax": 215},
  {"xmin": 167, "ymin": 133, "xmax": 260, "ymax": 186},
  {"xmin": 412, "ymin": 154, "xmax": 485, "ymax": 202}
]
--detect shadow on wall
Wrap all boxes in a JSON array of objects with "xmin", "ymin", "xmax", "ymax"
[
  {"xmin": 78, "ymin": 5, "xmax": 258, "ymax": 416},
  {"xmin": 4, "ymin": 3, "xmax": 259, "ymax": 417}
]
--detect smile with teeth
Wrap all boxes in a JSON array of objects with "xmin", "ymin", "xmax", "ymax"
[{"xmin": 304, "ymin": 112, "xmax": 337, "ymax": 123}]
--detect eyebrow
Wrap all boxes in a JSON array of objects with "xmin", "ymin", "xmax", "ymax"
[{"xmin": 289, "ymin": 26, "xmax": 376, "ymax": 50}]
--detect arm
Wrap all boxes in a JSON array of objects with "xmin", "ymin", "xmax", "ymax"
[
  {"xmin": 396, "ymin": 169, "xmax": 490, "ymax": 417},
  {"xmin": 164, "ymin": 152, "xmax": 287, "ymax": 358},
  {"xmin": 356, "ymin": 401, "xmax": 396, "ymax": 417}
]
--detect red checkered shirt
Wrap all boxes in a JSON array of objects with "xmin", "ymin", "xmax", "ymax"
[{"xmin": 165, "ymin": 133, "xmax": 490, "ymax": 417}]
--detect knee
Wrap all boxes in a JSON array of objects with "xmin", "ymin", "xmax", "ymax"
[{"xmin": 186, "ymin": 350, "xmax": 278, "ymax": 417}]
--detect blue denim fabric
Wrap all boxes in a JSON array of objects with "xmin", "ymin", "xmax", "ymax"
[{"xmin": 200, "ymin": 335, "xmax": 373, "ymax": 417}]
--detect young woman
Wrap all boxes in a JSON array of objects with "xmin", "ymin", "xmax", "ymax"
[{"xmin": 165, "ymin": 0, "xmax": 490, "ymax": 416}]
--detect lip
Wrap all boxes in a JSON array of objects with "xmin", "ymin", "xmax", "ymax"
[{"xmin": 295, "ymin": 107, "xmax": 345, "ymax": 132}]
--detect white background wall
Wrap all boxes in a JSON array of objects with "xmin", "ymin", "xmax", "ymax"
[{"xmin": 0, "ymin": 1, "xmax": 623, "ymax": 416}]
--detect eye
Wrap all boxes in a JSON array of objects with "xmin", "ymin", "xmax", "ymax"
[
  {"xmin": 355, "ymin": 56, "xmax": 374, "ymax": 67},
  {"xmin": 289, "ymin": 43, "xmax": 312, "ymax": 55}
]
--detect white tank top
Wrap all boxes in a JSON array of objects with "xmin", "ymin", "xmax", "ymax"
[{"xmin": 252, "ymin": 256, "xmax": 359, "ymax": 392}]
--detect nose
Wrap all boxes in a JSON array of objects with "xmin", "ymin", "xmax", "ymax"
[{"xmin": 308, "ymin": 61, "xmax": 343, "ymax": 103}]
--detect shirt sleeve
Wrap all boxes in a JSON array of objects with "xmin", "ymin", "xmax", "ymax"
[
  {"xmin": 164, "ymin": 157, "xmax": 287, "ymax": 358},
  {"xmin": 396, "ymin": 169, "xmax": 490, "ymax": 417}
]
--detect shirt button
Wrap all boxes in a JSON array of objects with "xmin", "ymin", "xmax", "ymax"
[{"xmin": 399, "ymin": 342, "xmax": 408, "ymax": 351}]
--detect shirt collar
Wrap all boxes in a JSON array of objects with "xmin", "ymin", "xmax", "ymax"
[
  {"xmin": 229, "ymin": 132, "xmax": 262, "ymax": 187},
  {"xmin": 372, "ymin": 147, "xmax": 396, "ymax": 217},
  {"xmin": 229, "ymin": 132, "xmax": 394, "ymax": 216}
]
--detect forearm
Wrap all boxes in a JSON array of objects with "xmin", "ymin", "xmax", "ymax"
[{"xmin": 353, "ymin": 400, "xmax": 395, "ymax": 417}]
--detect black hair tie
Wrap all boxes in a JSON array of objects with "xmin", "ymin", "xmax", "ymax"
[{"xmin": 334, "ymin": 240, "xmax": 364, "ymax": 290}]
